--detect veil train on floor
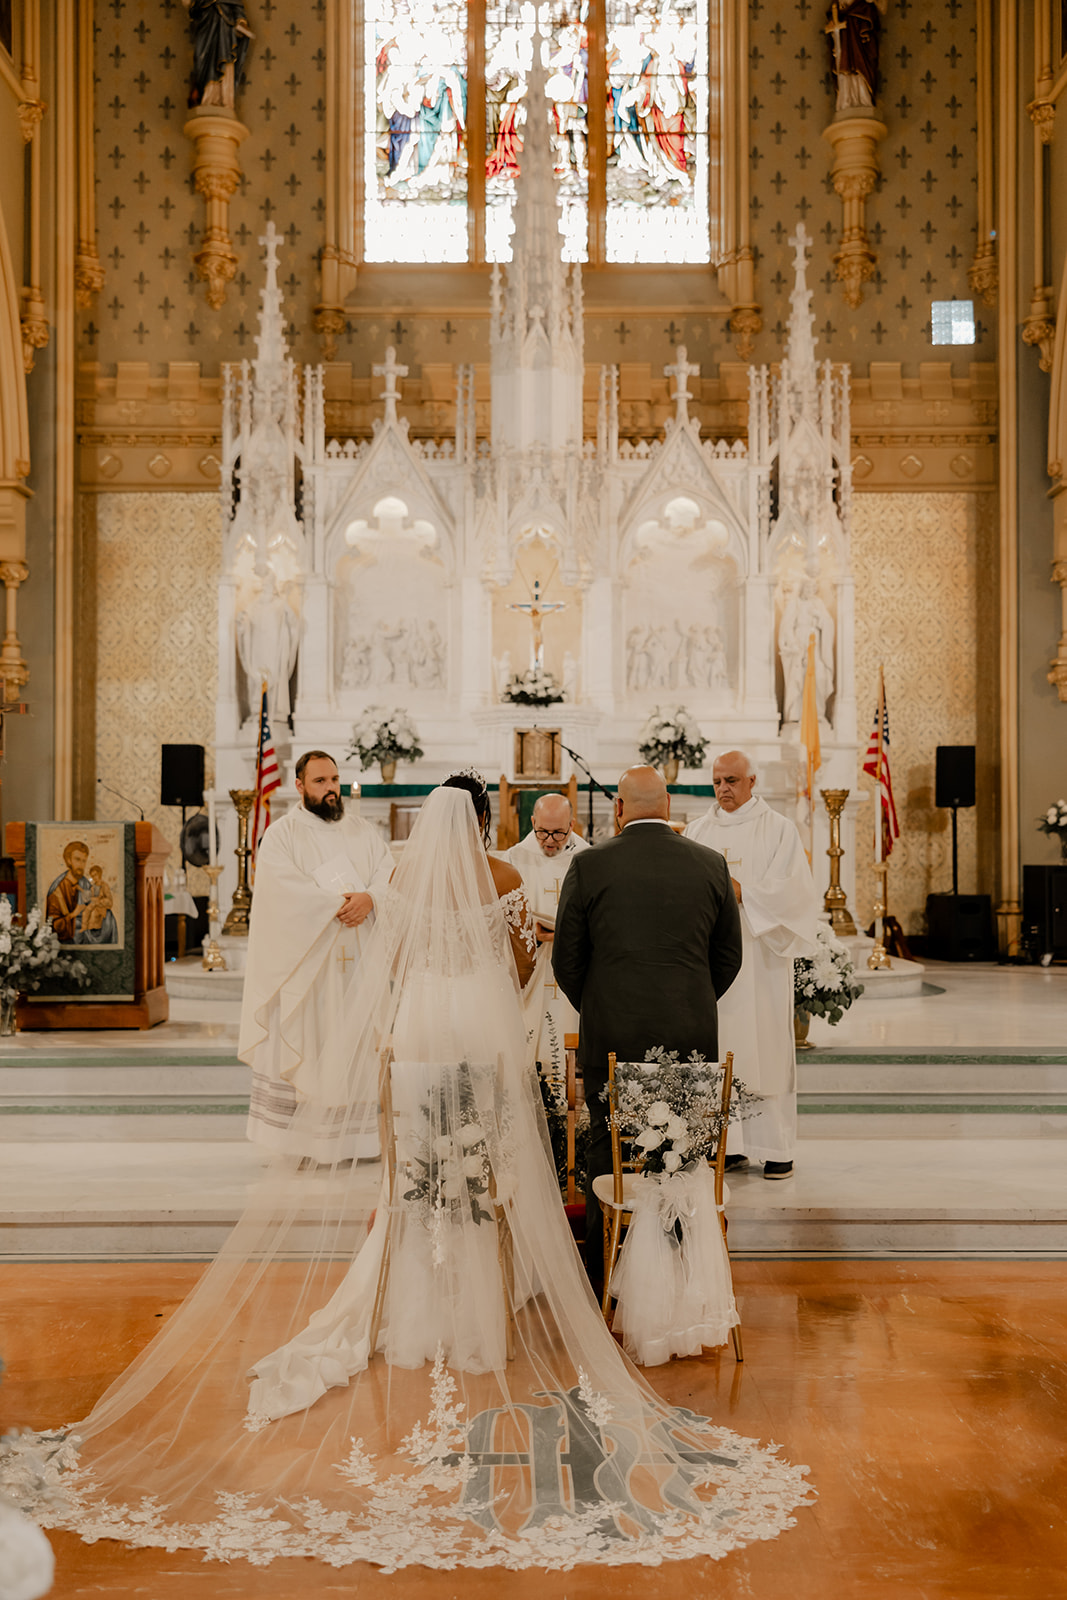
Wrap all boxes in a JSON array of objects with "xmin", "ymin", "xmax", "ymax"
[{"xmin": 1, "ymin": 786, "xmax": 813, "ymax": 1571}]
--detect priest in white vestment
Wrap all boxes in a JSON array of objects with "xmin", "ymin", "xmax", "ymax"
[
  {"xmin": 240, "ymin": 750, "xmax": 393, "ymax": 1161},
  {"xmin": 684, "ymin": 750, "xmax": 819, "ymax": 1177},
  {"xmin": 503, "ymin": 793, "xmax": 589, "ymax": 1089}
]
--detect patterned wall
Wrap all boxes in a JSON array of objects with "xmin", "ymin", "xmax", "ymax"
[
  {"xmin": 851, "ymin": 490, "xmax": 996, "ymax": 935},
  {"xmin": 748, "ymin": 0, "xmax": 989, "ymax": 374},
  {"xmin": 94, "ymin": 492, "xmax": 220, "ymax": 892},
  {"xmin": 87, "ymin": 0, "xmax": 327, "ymax": 369},
  {"xmin": 86, "ymin": 0, "xmax": 988, "ymax": 380}
]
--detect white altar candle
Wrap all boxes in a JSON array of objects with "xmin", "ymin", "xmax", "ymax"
[{"xmin": 207, "ymin": 788, "xmax": 217, "ymax": 867}]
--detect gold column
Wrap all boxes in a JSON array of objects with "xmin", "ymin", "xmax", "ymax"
[
  {"xmin": 54, "ymin": 0, "xmax": 78, "ymax": 817},
  {"xmin": 1023, "ymin": 1, "xmax": 1055, "ymax": 372},
  {"xmin": 75, "ymin": 0, "xmax": 104, "ymax": 308},
  {"xmin": 718, "ymin": 0, "xmax": 761, "ymax": 358},
  {"xmin": 315, "ymin": 0, "xmax": 359, "ymax": 356},
  {"xmin": 19, "ymin": 0, "xmax": 48, "ymax": 373},
  {"xmin": 0, "ymin": 561, "xmax": 29, "ymax": 690},
  {"xmin": 969, "ymin": 0, "xmax": 997, "ymax": 306},
  {"xmin": 184, "ymin": 109, "xmax": 250, "ymax": 310},
  {"xmin": 823, "ymin": 114, "xmax": 887, "ymax": 309},
  {"xmin": 1050, "ymin": 554, "xmax": 1067, "ymax": 702},
  {"xmin": 222, "ymin": 789, "xmax": 256, "ymax": 935},
  {"xmin": 820, "ymin": 789, "xmax": 857, "ymax": 937},
  {"xmin": 995, "ymin": 0, "xmax": 1021, "ymax": 952}
]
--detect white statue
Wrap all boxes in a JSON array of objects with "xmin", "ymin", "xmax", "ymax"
[
  {"xmin": 562, "ymin": 650, "xmax": 578, "ymax": 701},
  {"xmin": 236, "ymin": 568, "xmax": 300, "ymax": 726},
  {"xmin": 493, "ymin": 651, "xmax": 512, "ymax": 700},
  {"xmin": 779, "ymin": 576, "xmax": 835, "ymax": 723}
]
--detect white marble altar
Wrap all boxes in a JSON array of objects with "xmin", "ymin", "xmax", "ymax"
[{"xmin": 211, "ymin": 76, "xmax": 860, "ymax": 919}]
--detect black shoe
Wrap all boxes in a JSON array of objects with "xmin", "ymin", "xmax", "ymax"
[
  {"xmin": 723, "ymin": 1154, "xmax": 750, "ymax": 1172},
  {"xmin": 763, "ymin": 1160, "xmax": 794, "ymax": 1180}
]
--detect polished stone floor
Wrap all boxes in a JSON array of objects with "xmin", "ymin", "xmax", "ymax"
[{"xmin": 3, "ymin": 1259, "xmax": 1065, "ymax": 1599}]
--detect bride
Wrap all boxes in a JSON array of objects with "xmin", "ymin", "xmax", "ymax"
[{"xmin": 2, "ymin": 774, "xmax": 811, "ymax": 1571}]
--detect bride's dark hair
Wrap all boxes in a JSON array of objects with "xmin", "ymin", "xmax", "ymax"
[{"xmin": 442, "ymin": 770, "xmax": 492, "ymax": 847}]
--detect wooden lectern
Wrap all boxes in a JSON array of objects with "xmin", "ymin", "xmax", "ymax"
[{"xmin": 5, "ymin": 821, "xmax": 170, "ymax": 1029}]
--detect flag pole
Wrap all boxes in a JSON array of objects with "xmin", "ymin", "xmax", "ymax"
[{"xmin": 867, "ymin": 665, "xmax": 892, "ymax": 970}]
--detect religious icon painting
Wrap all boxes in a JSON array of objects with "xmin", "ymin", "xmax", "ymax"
[{"xmin": 25, "ymin": 822, "xmax": 137, "ymax": 1001}]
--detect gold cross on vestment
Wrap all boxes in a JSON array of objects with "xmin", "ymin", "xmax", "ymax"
[
  {"xmin": 723, "ymin": 851, "xmax": 742, "ymax": 872},
  {"xmin": 547, "ymin": 876, "xmax": 563, "ymax": 905},
  {"xmin": 545, "ymin": 979, "xmax": 559, "ymax": 1000},
  {"xmin": 337, "ymin": 943, "xmax": 356, "ymax": 974}
]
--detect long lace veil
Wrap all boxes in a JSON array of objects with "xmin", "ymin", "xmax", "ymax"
[{"xmin": 3, "ymin": 787, "xmax": 811, "ymax": 1570}]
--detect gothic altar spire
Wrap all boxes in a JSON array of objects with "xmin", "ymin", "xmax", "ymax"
[
  {"xmin": 781, "ymin": 223, "xmax": 819, "ymax": 422},
  {"xmin": 490, "ymin": 33, "xmax": 584, "ymax": 455}
]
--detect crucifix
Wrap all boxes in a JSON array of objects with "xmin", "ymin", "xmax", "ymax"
[
  {"xmin": 373, "ymin": 345, "xmax": 408, "ymax": 426},
  {"xmin": 507, "ymin": 576, "xmax": 567, "ymax": 671}
]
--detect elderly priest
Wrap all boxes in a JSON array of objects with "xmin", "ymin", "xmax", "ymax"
[
  {"xmin": 503, "ymin": 792, "xmax": 589, "ymax": 1084},
  {"xmin": 684, "ymin": 749, "xmax": 819, "ymax": 1179},
  {"xmin": 240, "ymin": 750, "xmax": 393, "ymax": 1161}
]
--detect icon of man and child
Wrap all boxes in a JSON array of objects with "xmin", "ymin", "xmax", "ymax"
[{"xmin": 45, "ymin": 839, "xmax": 119, "ymax": 945}]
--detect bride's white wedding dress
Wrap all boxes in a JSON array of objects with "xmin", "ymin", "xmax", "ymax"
[{"xmin": 1, "ymin": 788, "xmax": 813, "ymax": 1571}]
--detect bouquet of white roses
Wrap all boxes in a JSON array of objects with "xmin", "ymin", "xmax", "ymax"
[
  {"xmin": 502, "ymin": 666, "xmax": 564, "ymax": 707},
  {"xmin": 637, "ymin": 706, "xmax": 708, "ymax": 771},
  {"xmin": 347, "ymin": 706, "xmax": 424, "ymax": 769},
  {"xmin": 607, "ymin": 1049, "xmax": 754, "ymax": 1177},
  {"xmin": 1038, "ymin": 798, "xmax": 1067, "ymax": 856},
  {"xmin": 793, "ymin": 920, "xmax": 864, "ymax": 1025},
  {"xmin": 0, "ymin": 899, "xmax": 90, "ymax": 1007}
]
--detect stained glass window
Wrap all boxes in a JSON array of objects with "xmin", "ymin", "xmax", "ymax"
[
  {"xmin": 484, "ymin": 2, "xmax": 589, "ymax": 263},
  {"xmin": 364, "ymin": 0, "xmax": 470, "ymax": 263},
  {"xmin": 605, "ymin": 0, "xmax": 709, "ymax": 263},
  {"xmin": 361, "ymin": 0, "xmax": 710, "ymax": 266}
]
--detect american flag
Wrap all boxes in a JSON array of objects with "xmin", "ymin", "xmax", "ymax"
[
  {"xmin": 251, "ymin": 684, "xmax": 281, "ymax": 863},
  {"xmin": 862, "ymin": 670, "xmax": 900, "ymax": 858}
]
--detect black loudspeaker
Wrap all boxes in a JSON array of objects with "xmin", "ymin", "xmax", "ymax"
[
  {"xmin": 160, "ymin": 744, "xmax": 205, "ymax": 808},
  {"xmin": 1022, "ymin": 865, "xmax": 1067, "ymax": 962},
  {"xmin": 935, "ymin": 745, "xmax": 975, "ymax": 809},
  {"xmin": 926, "ymin": 892, "xmax": 995, "ymax": 961}
]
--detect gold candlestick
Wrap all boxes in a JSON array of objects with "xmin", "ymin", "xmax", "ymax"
[
  {"xmin": 820, "ymin": 788, "xmax": 857, "ymax": 937},
  {"xmin": 201, "ymin": 863, "xmax": 228, "ymax": 970},
  {"xmin": 222, "ymin": 788, "xmax": 255, "ymax": 936},
  {"xmin": 866, "ymin": 860, "xmax": 892, "ymax": 970}
]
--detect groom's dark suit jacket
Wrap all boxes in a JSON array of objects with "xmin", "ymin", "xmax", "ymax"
[{"xmin": 551, "ymin": 820, "xmax": 744, "ymax": 1112}]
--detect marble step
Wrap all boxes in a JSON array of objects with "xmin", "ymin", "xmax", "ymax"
[
  {"xmin": 3, "ymin": 1048, "xmax": 1067, "ymax": 1140},
  {"xmin": 2, "ymin": 1139, "xmax": 1063, "ymax": 1261}
]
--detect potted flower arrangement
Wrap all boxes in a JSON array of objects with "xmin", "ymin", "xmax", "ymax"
[
  {"xmin": 1038, "ymin": 798, "xmax": 1067, "ymax": 861},
  {"xmin": 637, "ymin": 705, "xmax": 708, "ymax": 785},
  {"xmin": 792, "ymin": 920, "xmax": 864, "ymax": 1048},
  {"xmin": 0, "ymin": 900, "xmax": 91, "ymax": 1036},
  {"xmin": 502, "ymin": 666, "xmax": 564, "ymax": 707},
  {"xmin": 347, "ymin": 706, "xmax": 424, "ymax": 785}
]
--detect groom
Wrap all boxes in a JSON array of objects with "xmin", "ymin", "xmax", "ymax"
[{"xmin": 551, "ymin": 766, "xmax": 743, "ymax": 1279}]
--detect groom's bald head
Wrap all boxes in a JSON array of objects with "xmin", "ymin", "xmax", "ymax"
[{"xmin": 616, "ymin": 765, "xmax": 670, "ymax": 826}]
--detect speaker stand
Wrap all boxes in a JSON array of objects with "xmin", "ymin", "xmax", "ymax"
[{"xmin": 950, "ymin": 804, "xmax": 960, "ymax": 898}]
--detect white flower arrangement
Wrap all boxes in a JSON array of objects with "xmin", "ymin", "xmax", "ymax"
[
  {"xmin": 636, "ymin": 705, "xmax": 708, "ymax": 771},
  {"xmin": 502, "ymin": 666, "xmax": 564, "ymax": 707},
  {"xmin": 0, "ymin": 899, "xmax": 90, "ymax": 1008},
  {"xmin": 606, "ymin": 1049, "xmax": 755, "ymax": 1177},
  {"xmin": 402, "ymin": 1062, "xmax": 494, "ymax": 1227},
  {"xmin": 793, "ymin": 921, "xmax": 864, "ymax": 1026},
  {"xmin": 1038, "ymin": 799, "xmax": 1067, "ymax": 856},
  {"xmin": 346, "ymin": 706, "xmax": 424, "ymax": 770}
]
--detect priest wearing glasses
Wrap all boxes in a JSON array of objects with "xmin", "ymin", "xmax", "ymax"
[{"xmin": 503, "ymin": 793, "xmax": 589, "ymax": 1087}]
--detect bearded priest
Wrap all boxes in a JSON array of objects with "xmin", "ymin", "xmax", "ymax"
[
  {"xmin": 684, "ymin": 749, "xmax": 819, "ymax": 1179},
  {"xmin": 240, "ymin": 749, "xmax": 393, "ymax": 1162}
]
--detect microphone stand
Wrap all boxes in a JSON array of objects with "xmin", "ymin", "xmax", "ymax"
[
  {"xmin": 555, "ymin": 739, "xmax": 614, "ymax": 842},
  {"xmin": 96, "ymin": 778, "xmax": 145, "ymax": 820}
]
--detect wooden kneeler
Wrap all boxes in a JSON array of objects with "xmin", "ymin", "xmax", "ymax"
[{"xmin": 370, "ymin": 1045, "xmax": 516, "ymax": 1362}]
